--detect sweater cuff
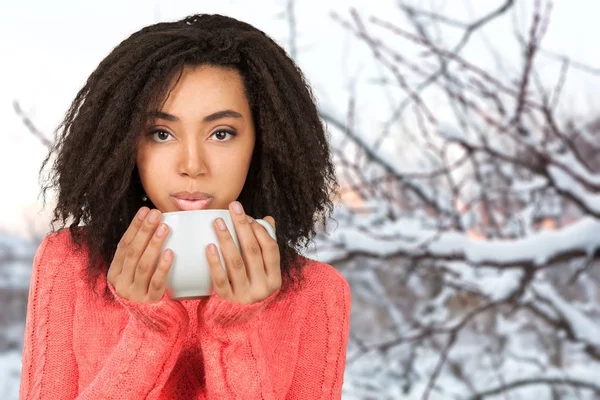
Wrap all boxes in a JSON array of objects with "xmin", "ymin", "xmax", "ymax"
[
  {"xmin": 199, "ymin": 288, "xmax": 280, "ymax": 329},
  {"xmin": 108, "ymin": 282, "xmax": 188, "ymax": 334}
]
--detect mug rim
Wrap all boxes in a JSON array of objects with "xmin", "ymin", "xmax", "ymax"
[{"xmin": 162, "ymin": 209, "xmax": 231, "ymax": 217}]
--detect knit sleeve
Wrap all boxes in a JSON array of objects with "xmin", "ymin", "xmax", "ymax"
[
  {"xmin": 197, "ymin": 289, "xmax": 281, "ymax": 399},
  {"xmin": 19, "ymin": 232, "xmax": 189, "ymax": 400},
  {"xmin": 285, "ymin": 272, "xmax": 351, "ymax": 399},
  {"xmin": 198, "ymin": 269, "xmax": 352, "ymax": 399}
]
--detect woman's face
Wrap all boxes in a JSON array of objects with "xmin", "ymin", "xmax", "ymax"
[{"xmin": 136, "ymin": 65, "xmax": 256, "ymax": 213}]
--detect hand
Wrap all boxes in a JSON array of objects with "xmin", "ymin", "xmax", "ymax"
[
  {"xmin": 107, "ymin": 207, "xmax": 174, "ymax": 304},
  {"xmin": 205, "ymin": 201, "xmax": 281, "ymax": 305}
]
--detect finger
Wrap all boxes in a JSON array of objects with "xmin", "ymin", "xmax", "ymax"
[
  {"xmin": 214, "ymin": 217, "xmax": 249, "ymax": 295},
  {"xmin": 108, "ymin": 207, "xmax": 149, "ymax": 280},
  {"xmin": 206, "ymin": 243, "xmax": 233, "ymax": 299},
  {"xmin": 132, "ymin": 222, "xmax": 169, "ymax": 296},
  {"xmin": 251, "ymin": 218, "xmax": 281, "ymax": 283},
  {"xmin": 147, "ymin": 248, "xmax": 174, "ymax": 302},
  {"xmin": 121, "ymin": 209, "xmax": 162, "ymax": 285},
  {"xmin": 229, "ymin": 202, "xmax": 265, "ymax": 284}
]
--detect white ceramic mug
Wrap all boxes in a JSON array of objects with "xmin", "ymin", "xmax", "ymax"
[{"xmin": 161, "ymin": 209, "xmax": 276, "ymax": 299}]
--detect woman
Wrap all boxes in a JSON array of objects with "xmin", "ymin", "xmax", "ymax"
[{"xmin": 19, "ymin": 13, "xmax": 350, "ymax": 400}]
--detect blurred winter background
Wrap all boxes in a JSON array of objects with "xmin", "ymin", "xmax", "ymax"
[{"xmin": 3, "ymin": 0, "xmax": 600, "ymax": 398}]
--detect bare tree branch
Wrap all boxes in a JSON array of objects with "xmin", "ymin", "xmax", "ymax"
[{"xmin": 13, "ymin": 100, "xmax": 52, "ymax": 148}]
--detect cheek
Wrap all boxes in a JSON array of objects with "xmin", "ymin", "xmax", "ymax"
[
  {"xmin": 220, "ymin": 145, "xmax": 253, "ymax": 176},
  {"xmin": 211, "ymin": 147, "xmax": 253, "ymax": 197},
  {"xmin": 136, "ymin": 147, "xmax": 170, "ymax": 191},
  {"xmin": 214, "ymin": 155, "xmax": 249, "ymax": 182}
]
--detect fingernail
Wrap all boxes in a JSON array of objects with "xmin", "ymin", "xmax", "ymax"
[
  {"xmin": 247, "ymin": 215, "xmax": 254, "ymax": 223},
  {"xmin": 216, "ymin": 218, "xmax": 227, "ymax": 231},
  {"xmin": 232, "ymin": 201, "xmax": 243, "ymax": 214},
  {"xmin": 163, "ymin": 248, "xmax": 173, "ymax": 260},
  {"xmin": 208, "ymin": 243, "xmax": 217, "ymax": 255},
  {"xmin": 149, "ymin": 210, "xmax": 160, "ymax": 223},
  {"xmin": 156, "ymin": 223, "xmax": 167, "ymax": 237},
  {"xmin": 138, "ymin": 208, "xmax": 149, "ymax": 220}
]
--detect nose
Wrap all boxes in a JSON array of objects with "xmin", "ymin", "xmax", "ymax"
[{"xmin": 177, "ymin": 139, "xmax": 208, "ymax": 178}]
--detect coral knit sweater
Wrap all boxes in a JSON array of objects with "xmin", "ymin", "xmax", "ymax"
[{"xmin": 19, "ymin": 229, "xmax": 351, "ymax": 399}]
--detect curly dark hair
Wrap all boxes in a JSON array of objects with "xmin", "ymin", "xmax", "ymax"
[{"xmin": 40, "ymin": 14, "xmax": 338, "ymax": 299}]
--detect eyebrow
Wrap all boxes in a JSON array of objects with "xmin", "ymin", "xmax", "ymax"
[{"xmin": 148, "ymin": 110, "xmax": 243, "ymax": 123}]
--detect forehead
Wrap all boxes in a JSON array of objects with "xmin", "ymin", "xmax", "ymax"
[{"xmin": 158, "ymin": 65, "xmax": 250, "ymax": 119}]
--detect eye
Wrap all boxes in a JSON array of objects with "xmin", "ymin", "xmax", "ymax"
[
  {"xmin": 149, "ymin": 130, "xmax": 174, "ymax": 142},
  {"xmin": 210, "ymin": 129, "xmax": 237, "ymax": 142}
]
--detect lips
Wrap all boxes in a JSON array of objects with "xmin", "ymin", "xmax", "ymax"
[{"xmin": 170, "ymin": 191, "xmax": 214, "ymax": 211}]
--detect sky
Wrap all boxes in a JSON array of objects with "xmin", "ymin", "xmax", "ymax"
[{"xmin": 2, "ymin": 0, "xmax": 600, "ymax": 238}]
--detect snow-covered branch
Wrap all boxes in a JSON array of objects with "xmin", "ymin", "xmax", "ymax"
[
  {"xmin": 317, "ymin": 215, "xmax": 600, "ymax": 269},
  {"xmin": 326, "ymin": 1, "xmax": 600, "ymax": 399}
]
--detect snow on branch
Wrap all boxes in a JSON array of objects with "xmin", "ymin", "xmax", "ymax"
[
  {"xmin": 318, "ymin": 214, "xmax": 600, "ymax": 268},
  {"xmin": 326, "ymin": 1, "xmax": 600, "ymax": 398}
]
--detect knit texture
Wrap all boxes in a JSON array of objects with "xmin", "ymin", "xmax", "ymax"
[{"xmin": 19, "ymin": 229, "xmax": 351, "ymax": 399}]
